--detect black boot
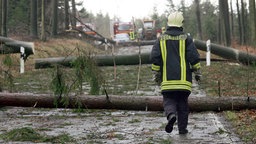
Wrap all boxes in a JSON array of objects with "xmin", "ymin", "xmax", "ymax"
[
  {"xmin": 179, "ymin": 129, "xmax": 188, "ymax": 134},
  {"xmin": 165, "ymin": 114, "xmax": 176, "ymax": 133}
]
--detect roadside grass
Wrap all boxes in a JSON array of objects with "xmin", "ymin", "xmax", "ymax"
[
  {"xmin": 225, "ymin": 110, "xmax": 256, "ymax": 143},
  {"xmin": 0, "ymin": 127, "xmax": 75, "ymax": 143}
]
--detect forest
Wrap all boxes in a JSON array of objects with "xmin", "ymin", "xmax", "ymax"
[{"xmin": 0, "ymin": 0, "xmax": 255, "ymax": 47}]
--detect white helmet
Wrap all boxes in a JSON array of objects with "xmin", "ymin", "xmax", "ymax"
[{"xmin": 167, "ymin": 12, "xmax": 184, "ymax": 27}]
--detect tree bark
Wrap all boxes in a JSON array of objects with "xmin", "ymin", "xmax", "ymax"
[
  {"xmin": 0, "ymin": 36, "xmax": 35, "ymax": 58},
  {"xmin": 0, "ymin": 93, "xmax": 255, "ymax": 112}
]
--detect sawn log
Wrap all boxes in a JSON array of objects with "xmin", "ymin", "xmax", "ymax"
[{"xmin": 0, "ymin": 93, "xmax": 255, "ymax": 112}]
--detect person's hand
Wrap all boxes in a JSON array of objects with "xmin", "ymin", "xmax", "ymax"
[
  {"xmin": 152, "ymin": 71, "xmax": 161, "ymax": 85},
  {"xmin": 194, "ymin": 69, "xmax": 202, "ymax": 82}
]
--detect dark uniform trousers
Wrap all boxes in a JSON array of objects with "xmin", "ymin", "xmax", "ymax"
[{"xmin": 163, "ymin": 91, "xmax": 190, "ymax": 131}]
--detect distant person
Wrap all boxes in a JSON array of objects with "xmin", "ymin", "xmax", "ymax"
[{"xmin": 150, "ymin": 11, "xmax": 201, "ymax": 134}]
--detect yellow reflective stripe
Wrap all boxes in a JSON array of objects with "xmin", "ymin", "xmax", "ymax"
[
  {"xmin": 161, "ymin": 80, "xmax": 192, "ymax": 86},
  {"xmin": 130, "ymin": 31, "xmax": 135, "ymax": 40},
  {"xmin": 192, "ymin": 62, "xmax": 201, "ymax": 70},
  {"xmin": 161, "ymin": 85, "xmax": 192, "ymax": 91},
  {"xmin": 179, "ymin": 39, "xmax": 186, "ymax": 81},
  {"xmin": 161, "ymin": 35, "xmax": 187, "ymax": 41},
  {"xmin": 161, "ymin": 80, "xmax": 192, "ymax": 91},
  {"xmin": 151, "ymin": 64, "xmax": 160, "ymax": 71},
  {"xmin": 160, "ymin": 38, "xmax": 167, "ymax": 81}
]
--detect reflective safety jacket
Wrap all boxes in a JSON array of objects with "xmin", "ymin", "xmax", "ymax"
[{"xmin": 151, "ymin": 27, "xmax": 200, "ymax": 93}]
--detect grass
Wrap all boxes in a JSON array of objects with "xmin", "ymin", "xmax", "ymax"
[
  {"xmin": 224, "ymin": 110, "xmax": 256, "ymax": 143},
  {"xmin": 0, "ymin": 127, "xmax": 75, "ymax": 143}
]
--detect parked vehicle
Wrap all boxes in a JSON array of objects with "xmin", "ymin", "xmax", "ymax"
[{"xmin": 113, "ymin": 33, "xmax": 130, "ymax": 42}]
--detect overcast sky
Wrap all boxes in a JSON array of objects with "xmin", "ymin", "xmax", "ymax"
[{"xmin": 82, "ymin": 0, "xmax": 201, "ymax": 22}]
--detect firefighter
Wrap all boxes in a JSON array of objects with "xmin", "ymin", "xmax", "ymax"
[
  {"xmin": 161, "ymin": 26, "xmax": 166, "ymax": 34},
  {"xmin": 150, "ymin": 12, "xmax": 201, "ymax": 134},
  {"xmin": 129, "ymin": 30, "xmax": 135, "ymax": 40}
]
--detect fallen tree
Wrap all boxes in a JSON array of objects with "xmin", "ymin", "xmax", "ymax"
[
  {"xmin": 34, "ymin": 53, "xmax": 151, "ymax": 68},
  {"xmin": 0, "ymin": 36, "xmax": 35, "ymax": 58},
  {"xmin": 34, "ymin": 39, "xmax": 256, "ymax": 69},
  {"xmin": 34, "ymin": 54, "xmax": 228, "ymax": 69},
  {"xmin": 194, "ymin": 39, "xmax": 256, "ymax": 65},
  {"xmin": 0, "ymin": 93, "xmax": 255, "ymax": 112}
]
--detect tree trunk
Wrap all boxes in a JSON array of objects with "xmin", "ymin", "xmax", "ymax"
[
  {"xmin": 194, "ymin": 39, "xmax": 256, "ymax": 65},
  {"xmin": 70, "ymin": 0, "xmax": 76, "ymax": 28},
  {"xmin": 1, "ymin": 0, "xmax": 7, "ymax": 37},
  {"xmin": 0, "ymin": 0, "xmax": 2, "ymax": 35},
  {"xmin": 236, "ymin": 0, "xmax": 242, "ymax": 45},
  {"xmin": 64, "ymin": 0, "xmax": 69, "ymax": 30},
  {"xmin": 0, "ymin": 93, "xmax": 255, "ymax": 112},
  {"xmin": 35, "ymin": 53, "xmax": 151, "ymax": 68},
  {"xmin": 52, "ymin": 0, "xmax": 58, "ymax": 36},
  {"xmin": 195, "ymin": 0, "xmax": 203, "ymax": 40},
  {"xmin": 30, "ymin": 0, "xmax": 38, "ymax": 38},
  {"xmin": 219, "ymin": 0, "xmax": 231, "ymax": 46},
  {"xmin": 41, "ymin": 0, "xmax": 46, "ymax": 41},
  {"xmin": 0, "ymin": 36, "xmax": 35, "ymax": 57},
  {"xmin": 249, "ymin": 0, "xmax": 256, "ymax": 46},
  {"xmin": 240, "ymin": 0, "xmax": 246, "ymax": 45},
  {"xmin": 230, "ymin": 0, "xmax": 234, "ymax": 38}
]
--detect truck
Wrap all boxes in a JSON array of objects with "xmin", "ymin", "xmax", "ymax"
[
  {"xmin": 76, "ymin": 23, "xmax": 96, "ymax": 36},
  {"xmin": 142, "ymin": 20, "xmax": 157, "ymax": 40},
  {"xmin": 110, "ymin": 21, "xmax": 135, "ymax": 40}
]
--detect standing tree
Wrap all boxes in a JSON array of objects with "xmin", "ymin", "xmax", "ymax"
[
  {"xmin": 41, "ymin": 0, "xmax": 46, "ymax": 41},
  {"xmin": 195, "ymin": 0, "xmax": 203, "ymax": 40},
  {"xmin": 240, "ymin": 0, "xmax": 246, "ymax": 45},
  {"xmin": 1, "ymin": 0, "xmax": 7, "ymax": 37},
  {"xmin": 71, "ymin": 0, "xmax": 76, "ymax": 28},
  {"xmin": 249, "ymin": 0, "xmax": 256, "ymax": 46},
  {"xmin": 230, "ymin": 0, "xmax": 234, "ymax": 38},
  {"xmin": 0, "ymin": 0, "xmax": 2, "ymax": 35},
  {"xmin": 219, "ymin": 0, "xmax": 231, "ymax": 46},
  {"xmin": 64, "ymin": 0, "xmax": 69, "ymax": 30},
  {"xmin": 236, "ymin": 0, "xmax": 242, "ymax": 44},
  {"xmin": 52, "ymin": 0, "xmax": 58, "ymax": 36},
  {"xmin": 30, "ymin": 0, "xmax": 38, "ymax": 38}
]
